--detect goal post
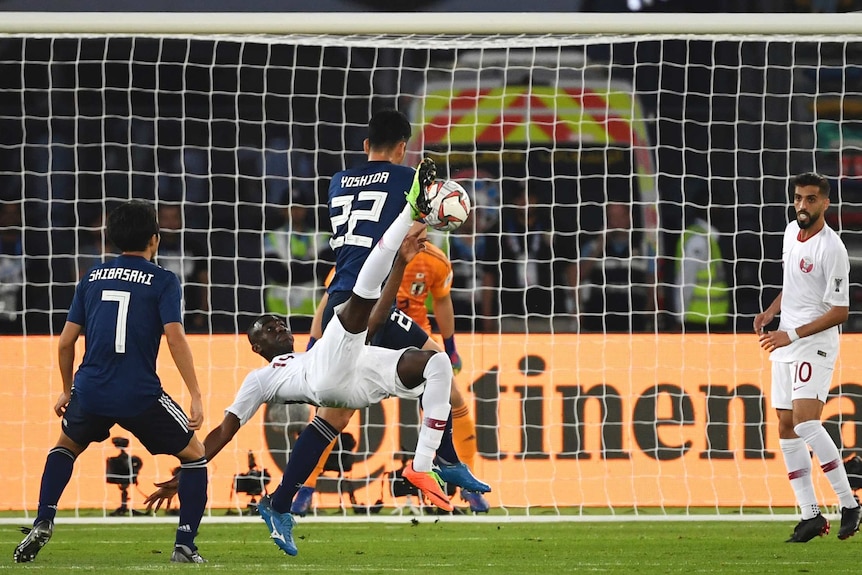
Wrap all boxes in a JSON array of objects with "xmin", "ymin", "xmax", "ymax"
[{"xmin": 2, "ymin": 12, "xmax": 862, "ymax": 520}]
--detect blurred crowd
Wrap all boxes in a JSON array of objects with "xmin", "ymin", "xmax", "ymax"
[{"xmin": 0, "ymin": 166, "xmax": 742, "ymax": 336}]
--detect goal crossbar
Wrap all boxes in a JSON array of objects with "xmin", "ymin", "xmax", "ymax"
[{"xmin": 1, "ymin": 11, "xmax": 862, "ymax": 36}]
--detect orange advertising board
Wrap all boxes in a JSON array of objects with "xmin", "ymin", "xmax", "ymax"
[{"xmin": 2, "ymin": 333, "xmax": 861, "ymax": 512}]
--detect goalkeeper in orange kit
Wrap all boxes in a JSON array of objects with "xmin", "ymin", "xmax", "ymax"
[{"xmin": 296, "ymin": 227, "xmax": 488, "ymax": 514}]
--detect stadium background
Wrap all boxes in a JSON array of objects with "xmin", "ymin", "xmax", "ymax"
[
  {"xmin": 2, "ymin": 34, "xmax": 861, "ymax": 335},
  {"xmin": 2, "ymin": 3, "xmax": 862, "ymax": 514}
]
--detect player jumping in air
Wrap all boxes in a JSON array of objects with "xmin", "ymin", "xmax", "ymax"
[{"xmin": 144, "ymin": 161, "xmax": 488, "ymax": 557}]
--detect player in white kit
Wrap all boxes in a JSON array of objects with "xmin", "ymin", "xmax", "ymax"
[
  {"xmin": 755, "ymin": 172, "xmax": 861, "ymax": 543},
  {"xmin": 145, "ymin": 161, "xmax": 487, "ymax": 556}
]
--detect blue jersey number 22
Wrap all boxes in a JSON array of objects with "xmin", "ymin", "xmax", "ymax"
[{"xmin": 329, "ymin": 190, "xmax": 387, "ymax": 249}]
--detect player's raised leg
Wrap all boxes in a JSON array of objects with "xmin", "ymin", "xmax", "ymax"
[
  {"xmin": 397, "ymin": 350, "xmax": 455, "ymax": 511},
  {"xmin": 406, "ymin": 157, "xmax": 436, "ymax": 220},
  {"xmin": 339, "ymin": 160, "xmax": 433, "ymax": 334}
]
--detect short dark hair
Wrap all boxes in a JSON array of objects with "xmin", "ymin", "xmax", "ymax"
[
  {"xmin": 107, "ymin": 200, "xmax": 160, "ymax": 252},
  {"xmin": 792, "ymin": 172, "xmax": 830, "ymax": 199},
  {"xmin": 367, "ymin": 108, "xmax": 411, "ymax": 150},
  {"xmin": 247, "ymin": 314, "xmax": 281, "ymax": 345}
]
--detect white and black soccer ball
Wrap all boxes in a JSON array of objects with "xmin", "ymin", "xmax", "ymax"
[{"xmin": 424, "ymin": 180, "xmax": 472, "ymax": 232}]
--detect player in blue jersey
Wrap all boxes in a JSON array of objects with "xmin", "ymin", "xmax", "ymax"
[
  {"xmin": 13, "ymin": 200, "xmax": 209, "ymax": 565},
  {"xmin": 323, "ymin": 111, "xmax": 449, "ymax": 357},
  {"xmin": 323, "ymin": 108, "xmax": 422, "ymax": 326}
]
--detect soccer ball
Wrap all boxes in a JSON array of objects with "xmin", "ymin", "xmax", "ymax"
[{"xmin": 424, "ymin": 180, "xmax": 472, "ymax": 232}]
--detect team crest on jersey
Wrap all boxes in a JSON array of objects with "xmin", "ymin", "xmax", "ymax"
[
  {"xmin": 835, "ymin": 278, "xmax": 843, "ymax": 293},
  {"xmin": 409, "ymin": 272, "xmax": 426, "ymax": 296},
  {"xmin": 799, "ymin": 257, "xmax": 814, "ymax": 273}
]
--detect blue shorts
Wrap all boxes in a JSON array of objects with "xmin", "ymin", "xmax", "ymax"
[
  {"xmin": 324, "ymin": 292, "xmax": 429, "ymax": 352},
  {"xmin": 370, "ymin": 307, "xmax": 430, "ymax": 350},
  {"xmin": 322, "ymin": 290, "xmax": 352, "ymax": 332},
  {"xmin": 62, "ymin": 391, "xmax": 194, "ymax": 455}
]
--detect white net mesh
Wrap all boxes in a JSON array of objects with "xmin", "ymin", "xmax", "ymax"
[{"xmin": 2, "ymin": 20, "xmax": 862, "ymax": 518}]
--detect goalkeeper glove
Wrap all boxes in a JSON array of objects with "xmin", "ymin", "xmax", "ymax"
[{"xmin": 443, "ymin": 335, "xmax": 461, "ymax": 375}]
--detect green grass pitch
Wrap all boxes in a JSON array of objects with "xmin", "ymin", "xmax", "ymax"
[{"xmin": 3, "ymin": 520, "xmax": 860, "ymax": 573}]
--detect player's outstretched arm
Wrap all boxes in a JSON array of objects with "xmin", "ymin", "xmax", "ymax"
[
  {"xmin": 202, "ymin": 412, "xmax": 242, "ymax": 463},
  {"xmin": 164, "ymin": 321, "xmax": 204, "ymax": 430},
  {"xmin": 308, "ymin": 291, "xmax": 328, "ymax": 347},
  {"xmin": 55, "ymin": 321, "xmax": 83, "ymax": 417},
  {"xmin": 143, "ymin": 476, "xmax": 178, "ymax": 513},
  {"xmin": 434, "ymin": 294, "xmax": 461, "ymax": 374},
  {"xmin": 143, "ymin": 412, "xmax": 242, "ymax": 512},
  {"xmin": 368, "ymin": 224, "xmax": 426, "ymax": 340}
]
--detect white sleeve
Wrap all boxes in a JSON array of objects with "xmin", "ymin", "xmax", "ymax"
[
  {"xmin": 781, "ymin": 224, "xmax": 794, "ymax": 268},
  {"xmin": 225, "ymin": 371, "xmax": 267, "ymax": 426},
  {"xmin": 822, "ymin": 239, "xmax": 851, "ymax": 307}
]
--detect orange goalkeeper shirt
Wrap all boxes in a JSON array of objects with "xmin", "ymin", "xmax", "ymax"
[{"xmin": 396, "ymin": 243, "xmax": 453, "ymax": 336}]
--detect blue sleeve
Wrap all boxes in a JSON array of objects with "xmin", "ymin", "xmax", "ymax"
[
  {"xmin": 159, "ymin": 273, "xmax": 184, "ymax": 325},
  {"xmin": 67, "ymin": 280, "xmax": 86, "ymax": 326}
]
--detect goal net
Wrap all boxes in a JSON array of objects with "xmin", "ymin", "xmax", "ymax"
[{"xmin": 2, "ymin": 12, "xmax": 862, "ymax": 520}]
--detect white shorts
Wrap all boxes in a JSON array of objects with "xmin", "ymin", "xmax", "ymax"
[
  {"xmin": 306, "ymin": 312, "xmax": 423, "ymax": 409},
  {"xmin": 771, "ymin": 360, "xmax": 833, "ymax": 410}
]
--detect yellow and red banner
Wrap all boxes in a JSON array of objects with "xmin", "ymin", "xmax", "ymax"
[
  {"xmin": 2, "ymin": 334, "xmax": 861, "ymax": 512},
  {"xmin": 417, "ymin": 86, "xmax": 649, "ymax": 147}
]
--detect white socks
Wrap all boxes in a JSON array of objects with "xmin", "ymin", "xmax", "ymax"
[
  {"xmin": 412, "ymin": 352, "xmax": 452, "ymax": 472},
  {"xmin": 352, "ymin": 205, "xmax": 414, "ymax": 300},
  {"xmin": 794, "ymin": 420, "xmax": 858, "ymax": 510},
  {"xmin": 780, "ymin": 437, "xmax": 820, "ymax": 519}
]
